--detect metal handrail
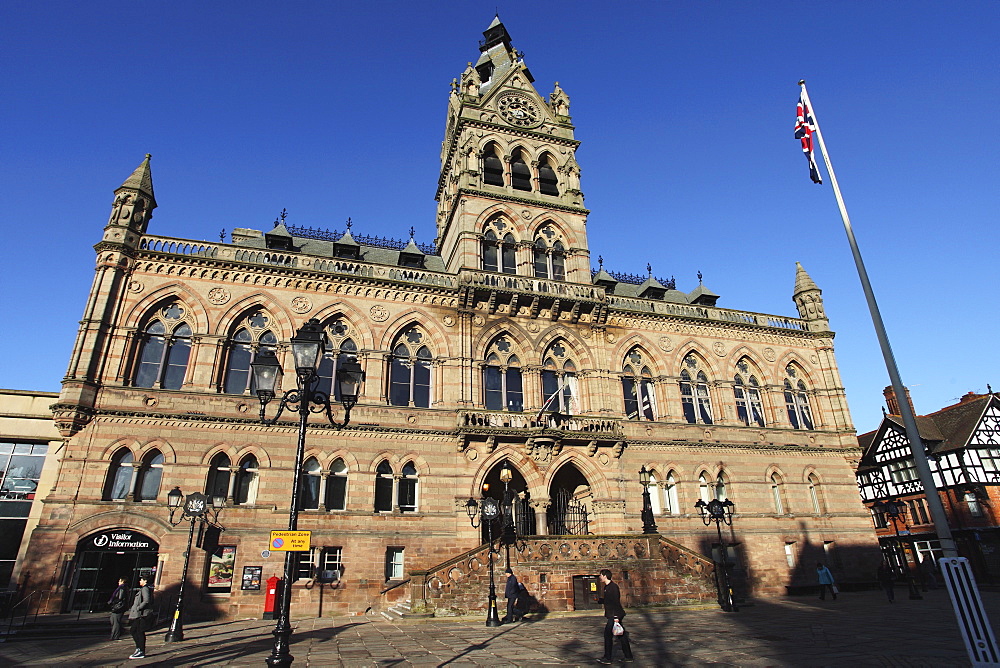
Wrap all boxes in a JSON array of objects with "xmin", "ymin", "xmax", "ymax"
[{"xmin": 0, "ymin": 589, "xmax": 43, "ymax": 641}]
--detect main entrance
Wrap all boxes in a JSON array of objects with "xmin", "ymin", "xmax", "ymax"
[
  {"xmin": 68, "ymin": 529, "xmax": 159, "ymax": 612},
  {"xmin": 547, "ymin": 463, "xmax": 591, "ymax": 535}
]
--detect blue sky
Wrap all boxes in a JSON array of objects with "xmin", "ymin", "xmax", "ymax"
[{"xmin": 2, "ymin": 1, "xmax": 997, "ymax": 434}]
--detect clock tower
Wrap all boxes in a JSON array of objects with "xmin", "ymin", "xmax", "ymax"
[{"xmin": 435, "ymin": 17, "xmax": 590, "ymax": 283}]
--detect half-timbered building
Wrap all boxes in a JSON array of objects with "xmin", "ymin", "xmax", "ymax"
[{"xmin": 857, "ymin": 390, "xmax": 1000, "ymax": 581}]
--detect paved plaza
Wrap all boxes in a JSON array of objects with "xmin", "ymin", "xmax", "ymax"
[{"xmin": 0, "ymin": 589, "xmax": 996, "ymax": 667}]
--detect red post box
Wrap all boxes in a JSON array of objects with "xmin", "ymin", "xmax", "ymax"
[{"xmin": 263, "ymin": 576, "xmax": 282, "ymax": 619}]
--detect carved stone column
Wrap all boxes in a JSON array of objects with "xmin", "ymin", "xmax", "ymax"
[{"xmin": 530, "ymin": 498, "xmax": 551, "ymax": 536}]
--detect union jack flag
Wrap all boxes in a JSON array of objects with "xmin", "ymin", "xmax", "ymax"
[{"xmin": 795, "ymin": 91, "xmax": 823, "ymax": 184}]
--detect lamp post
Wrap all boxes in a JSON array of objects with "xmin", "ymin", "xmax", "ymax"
[
  {"xmin": 250, "ymin": 318, "xmax": 365, "ymax": 668},
  {"xmin": 872, "ymin": 498, "xmax": 923, "ymax": 600},
  {"xmin": 639, "ymin": 465, "xmax": 658, "ymax": 534},
  {"xmin": 694, "ymin": 497, "xmax": 738, "ymax": 612},
  {"xmin": 164, "ymin": 488, "xmax": 225, "ymax": 642},
  {"xmin": 466, "ymin": 494, "xmax": 502, "ymax": 627},
  {"xmin": 499, "ymin": 461, "xmax": 516, "ymax": 568}
]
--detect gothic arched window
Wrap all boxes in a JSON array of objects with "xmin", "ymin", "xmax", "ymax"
[
  {"xmin": 398, "ymin": 461, "xmax": 418, "ymax": 512},
  {"xmin": 299, "ymin": 457, "xmax": 321, "ymax": 510},
  {"xmin": 680, "ymin": 353, "xmax": 713, "ymax": 424},
  {"xmin": 483, "ymin": 144, "xmax": 504, "ymax": 186},
  {"xmin": 538, "ymin": 154, "xmax": 559, "ymax": 196},
  {"xmin": 648, "ymin": 471, "xmax": 662, "ymax": 514},
  {"xmin": 374, "ymin": 460, "xmax": 394, "ymax": 512},
  {"xmin": 134, "ymin": 450, "xmax": 163, "ymax": 501},
  {"xmin": 388, "ymin": 326, "xmax": 433, "ymax": 408},
  {"xmin": 771, "ymin": 473, "xmax": 785, "ymax": 514},
  {"xmin": 316, "ymin": 318, "xmax": 358, "ymax": 401},
  {"xmin": 134, "ymin": 302, "xmax": 192, "ymax": 390},
  {"xmin": 734, "ymin": 358, "xmax": 765, "ymax": 427},
  {"xmin": 533, "ymin": 235, "xmax": 566, "ymax": 281},
  {"xmin": 481, "ymin": 221, "xmax": 516, "ymax": 274},
  {"xmin": 482, "ymin": 230, "xmax": 499, "ymax": 272},
  {"xmin": 663, "ymin": 471, "xmax": 679, "ymax": 515},
  {"xmin": 233, "ymin": 454, "xmax": 259, "ymax": 505},
  {"xmin": 622, "ymin": 348, "xmax": 656, "ymax": 420},
  {"xmin": 223, "ymin": 309, "xmax": 278, "ymax": 394},
  {"xmin": 541, "ymin": 341, "xmax": 577, "ymax": 414},
  {"xmin": 715, "ymin": 472, "xmax": 728, "ymax": 502},
  {"xmin": 698, "ymin": 473, "xmax": 712, "ymax": 503},
  {"xmin": 784, "ymin": 364, "xmax": 815, "ymax": 430},
  {"xmin": 510, "ymin": 150, "xmax": 532, "ymax": 191},
  {"xmin": 103, "ymin": 448, "xmax": 134, "ymax": 501},
  {"xmin": 326, "ymin": 458, "xmax": 348, "ymax": 511},
  {"xmin": 206, "ymin": 453, "xmax": 231, "ymax": 502},
  {"xmin": 482, "ymin": 336, "xmax": 524, "ymax": 411},
  {"xmin": 808, "ymin": 473, "xmax": 823, "ymax": 513}
]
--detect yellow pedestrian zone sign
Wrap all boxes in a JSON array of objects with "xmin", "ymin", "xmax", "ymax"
[{"xmin": 269, "ymin": 530, "xmax": 311, "ymax": 552}]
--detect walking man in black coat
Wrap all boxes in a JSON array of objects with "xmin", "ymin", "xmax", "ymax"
[
  {"xmin": 502, "ymin": 567, "xmax": 521, "ymax": 622},
  {"xmin": 597, "ymin": 568, "xmax": 633, "ymax": 664}
]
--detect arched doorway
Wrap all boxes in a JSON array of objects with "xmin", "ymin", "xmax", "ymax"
[
  {"xmin": 68, "ymin": 529, "xmax": 159, "ymax": 612},
  {"xmin": 547, "ymin": 463, "xmax": 591, "ymax": 535},
  {"xmin": 480, "ymin": 460, "xmax": 536, "ymax": 544}
]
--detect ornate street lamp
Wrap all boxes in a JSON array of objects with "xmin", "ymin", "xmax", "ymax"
[
  {"xmin": 872, "ymin": 498, "xmax": 922, "ymax": 600},
  {"xmin": 639, "ymin": 465, "xmax": 658, "ymax": 534},
  {"xmin": 250, "ymin": 318, "xmax": 365, "ymax": 668},
  {"xmin": 164, "ymin": 488, "xmax": 225, "ymax": 642},
  {"xmin": 694, "ymin": 497, "xmax": 738, "ymax": 612},
  {"xmin": 499, "ymin": 462, "xmax": 516, "ymax": 568},
  {"xmin": 466, "ymin": 494, "xmax": 503, "ymax": 627}
]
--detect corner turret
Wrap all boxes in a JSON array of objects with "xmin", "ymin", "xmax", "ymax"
[
  {"xmin": 101, "ymin": 155, "xmax": 156, "ymax": 248},
  {"xmin": 793, "ymin": 262, "xmax": 829, "ymax": 331}
]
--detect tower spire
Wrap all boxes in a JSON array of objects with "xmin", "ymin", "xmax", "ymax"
[{"xmin": 119, "ymin": 154, "xmax": 156, "ymax": 207}]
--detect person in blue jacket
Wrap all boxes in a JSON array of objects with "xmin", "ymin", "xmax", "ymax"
[{"xmin": 816, "ymin": 562, "xmax": 837, "ymax": 601}]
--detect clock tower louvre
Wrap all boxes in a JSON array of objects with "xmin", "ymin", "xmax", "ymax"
[{"xmin": 435, "ymin": 16, "xmax": 590, "ymax": 284}]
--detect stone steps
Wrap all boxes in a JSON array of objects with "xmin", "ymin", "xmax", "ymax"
[{"xmin": 377, "ymin": 598, "xmax": 411, "ymax": 622}]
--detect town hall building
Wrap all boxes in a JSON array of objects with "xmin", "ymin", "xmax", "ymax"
[{"xmin": 22, "ymin": 18, "xmax": 878, "ymax": 618}]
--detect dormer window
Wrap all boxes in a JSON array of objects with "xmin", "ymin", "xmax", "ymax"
[
  {"xmin": 399, "ymin": 253, "xmax": 423, "ymax": 268},
  {"xmin": 476, "ymin": 62, "xmax": 494, "ymax": 84},
  {"xmin": 334, "ymin": 244, "xmax": 358, "ymax": 259},
  {"xmin": 264, "ymin": 224, "xmax": 294, "ymax": 251}
]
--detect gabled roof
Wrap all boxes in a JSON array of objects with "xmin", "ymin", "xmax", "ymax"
[{"xmin": 856, "ymin": 394, "xmax": 998, "ymax": 470}]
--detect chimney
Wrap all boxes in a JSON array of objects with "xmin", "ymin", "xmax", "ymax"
[
  {"xmin": 959, "ymin": 391, "xmax": 980, "ymax": 403},
  {"xmin": 883, "ymin": 385, "xmax": 916, "ymax": 416}
]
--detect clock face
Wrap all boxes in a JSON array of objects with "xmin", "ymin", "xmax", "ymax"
[{"xmin": 497, "ymin": 93, "xmax": 541, "ymax": 128}]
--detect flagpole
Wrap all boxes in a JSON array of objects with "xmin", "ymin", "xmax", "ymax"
[{"xmin": 797, "ymin": 80, "xmax": 958, "ymax": 559}]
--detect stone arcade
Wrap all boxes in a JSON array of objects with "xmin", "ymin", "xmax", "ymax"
[{"xmin": 23, "ymin": 18, "xmax": 877, "ymax": 619}]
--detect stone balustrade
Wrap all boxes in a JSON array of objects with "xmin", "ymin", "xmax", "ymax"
[
  {"xmin": 409, "ymin": 534, "xmax": 718, "ymax": 616},
  {"xmin": 458, "ymin": 410, "xmax": 621, "ymax": 435}
]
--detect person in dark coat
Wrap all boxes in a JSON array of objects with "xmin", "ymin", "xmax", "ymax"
[
  {"xmin": 502, "ymin": 567, "xmax": 521, "ymax": 623},
  {"xmin": 127, "ymin": 576, "xmax": 153, "ymax": 659},
  {"xmin": 597, "ymin": 568, "xmax": 633, "ymax": 664},
  {"xmin": 877, "ymin": 560, "xmax": 895, "ymax": 603},
  {"xmin": 107, "ymin": 577, "xmax": 129, "ymax": 640}
]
